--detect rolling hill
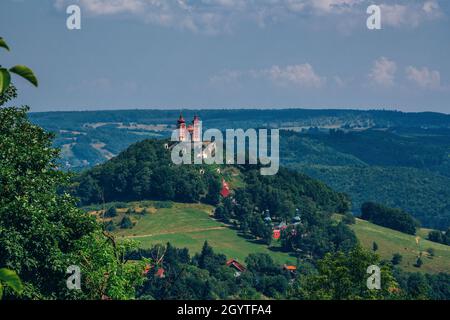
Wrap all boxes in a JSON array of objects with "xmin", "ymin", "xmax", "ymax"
[
  {"xmin": 89, "ymin": 201, "xmax": 450, "ymax": 274},
  {"xmin": 334, "ymin": 214, "xmax": 450, "ymax": 274},
  {"xmin": 88, "ymin": 201, "xmax": 297, "ymax": 266},
  {"xmin": 280, "ymin": 129, "xmax": 450, "ymax": 229}
]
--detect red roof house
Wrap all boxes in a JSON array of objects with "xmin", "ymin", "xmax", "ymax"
[
  {"xmin": 226, "ymin": 259, "xmax": 246, "ymax": 273},
  {"xmin": 283, "ymin": 265, "xmax": 297, "ymax": 272},
  {"xmin": 155, "ymin": 268, "xmax": 165, "ymax": 278}
]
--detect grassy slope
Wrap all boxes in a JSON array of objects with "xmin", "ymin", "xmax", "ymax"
[
  {"xmin": 93, "ymin": 202, "xmax": 450, "ymax": 274},
  {"xmin": 95, "ymin": 201, "xmax": 296, "ymax": 266},
  {"xmin": 334, "ymin": 215, "xmax": 450, "ymax": 274}
]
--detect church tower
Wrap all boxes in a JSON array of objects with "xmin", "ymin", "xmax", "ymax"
[
  {"xmin": 177, "ymin": 114, "xmax": 187, "ymax": 142},
  {"xmin": 193, "ymin": 115, "xmax": 201, "ymax": 142}
]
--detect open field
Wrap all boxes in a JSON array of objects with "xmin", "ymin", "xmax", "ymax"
[
  {"xmin": 92, "ymin": 203, "xmax": 450, "ymax": 273},
  {"xmin": 93, "ymin": 201, "xmax": 297, "ymax": 266},
  {"xmin": 334, "ymin": 215, "xmax": 450, "ymax": 274}
]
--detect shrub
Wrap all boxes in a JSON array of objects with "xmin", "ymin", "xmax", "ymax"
[
  {"xmin": 360, "ymin": 202, "xmax": 417, "ymax": 235},
  {"xmin": 120, "ymin": 216, "xmax": 134, "ymax": 229},
  {"xmin": 342, "ymin": 212, "xmax": 355, "ymax": 225},
  {"xmin": 392, "ymin": 253, "xmax": 402, "ymax": 265},
  {"xmin": 372, "ymin": 242, "xmax": 378, "ymax": 252},
  {"xmin": 104, "ymin": 220, "xmax": 116, "ymax": 232},
  {"xmin": 104, "ymin": 206, "xmax": 117, "ymax": 218},
  {"xmin": 414, "ymin": 257, "xmax": 423, "ymax": 268},
  {"xmin": 153, "ymin": 201, "xmax": 173, "ymax": 209}
]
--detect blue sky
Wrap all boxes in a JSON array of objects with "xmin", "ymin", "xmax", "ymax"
[{"xmin": 1, "ymin": 0, "xmax": 449, "ymax": 113}]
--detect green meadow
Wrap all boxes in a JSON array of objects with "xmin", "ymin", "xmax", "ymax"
[
  {"xmin": 334, "ymin": 215, "xmax": 450, "ymax": 274},
  {"xmin": 93, "ymin": 203, "xmax": 450, "ymax": 274},
  {"xmin": 96, "ymin": 201, "xmax": 297, "ymax": 266}
]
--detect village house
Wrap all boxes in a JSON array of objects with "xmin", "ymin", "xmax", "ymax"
[{"xmin": 226, "ymin": 258, "xmax": 246, "ymax": 277}]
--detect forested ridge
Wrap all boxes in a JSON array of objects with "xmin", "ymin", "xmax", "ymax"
[{"xmin": 280, "ymin": 129, "xmax": 450, "ymax": 229}]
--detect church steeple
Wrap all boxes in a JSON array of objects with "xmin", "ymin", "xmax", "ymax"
[{"xmin": 177, "ymin": 113, "xmax": 187, "ymax": 141}]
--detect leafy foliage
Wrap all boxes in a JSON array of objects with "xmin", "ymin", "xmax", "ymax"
[
  {"xmin": 0, "ymin": 106, "xmax": 144, "ymax": 299},
  {"xmin": 360, "ymin": 202, "xmax": 419, "ymax": 235},
  {"xmin": 428, "ymin": 229, "xmax": 450, "ymax": 246},
  {"xmin": 0, "ymin": 37, "xmax": 38, "ymax": 94},
  {"xmin": 0, "ymin": 268, "xmax": 23, "ymax": 298},
  {"xmin": 73, "ymin": 139, "xmax": 222, "ymax": 206},
  {"xmin": 288, "ymin": 246, "xmax": 399, "ymax": 300}
]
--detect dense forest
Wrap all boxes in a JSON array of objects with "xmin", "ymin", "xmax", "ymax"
[
  {"xmin": 73, "ymin": 139, "xmax": 222, "ymax": 205},
  {"xmin": 130, "ymin": 241, "xmax": 450, "ymax": 300},
  {"xmin": 280, "ymin": 130, "xmax": 450, "ymax": 229},
  {"xmin": 360, "ymin": 202, "xmax": 419, "ymax": 235}
]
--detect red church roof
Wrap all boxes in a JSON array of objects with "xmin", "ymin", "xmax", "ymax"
[
  {"xmin": 177, "ymin": 114, "xmax": 186, "ymax": 124},
  {"xmin": 220, "ymin": 179, "xmax": 230, "ymax": 197}
]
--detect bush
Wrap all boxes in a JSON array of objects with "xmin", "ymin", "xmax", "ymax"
[
  {"xmin": 392, "ymin": 253, "xmax": 402, "ymax": 265},
  {"xmin": 414, "ymin": 257, "xmax": 423, "ymax": 268},
  {"xmin": 360, "ymin": 202, "xmax": 418, "ymax": 235},
  {"xmin": 104, "ymin": 220, "xmax": 116, "ymax": 232},
  {"xmin": 153, "ymin": 201, "xmax": 173, "ymax": 209},
  {"xmin": 428, "ymin": 229, "xmax": 450, "ymax": 246},
  {"xmin": 120, "ymin": 216, "xmax": 134, "ymax": 229},
  {"xmin": 114, "ymin": 202, "xmax": 129, "ymax": 209},
  {"xmin": 372, "ymin": 241, "xmax": 378, "ymax": 252},
  {"xmin": 342, "ymin": 212, "xmax": 355, "ymax": 225},
  {"xmin": 104, "ymin": 206, "xmax": 118, "ymax": 218}
]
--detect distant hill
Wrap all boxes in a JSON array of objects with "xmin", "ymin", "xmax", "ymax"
[
  {"xmin": 279, "ymin": 129, "xmax": 450, "ymax": 230},
  {"xmin": 300, "ymin": 165, "xmax": 450, "ymax": 230},
  {"xmin": 73, "ymin": 138, "xmax": 348, "ymax": 218},
  {"xmin": 29, "ymin": 108, "xmax": 450, "ymax": 170},
  {"xmin": 31, "ymin": 109, "xmax": 450, "ymax": 229}
]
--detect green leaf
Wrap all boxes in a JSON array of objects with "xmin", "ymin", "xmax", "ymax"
[
  {"xmin": 0, "ymin": 268, "xmax": 23, "ymax": 294},
  {"xmin": 0, "ymin": 68, "xmax": 11, "ymax": 94},
  {"xmin": 9, "ymin": 65, "xmax": 38, "ymax": 87},
  {"xmin": 0, "ymin": 284, "xmax": 3, "ymax": 299},
  {"xmin": 0, "ymin": 37, "xmax": 10, "ymax": 51}
]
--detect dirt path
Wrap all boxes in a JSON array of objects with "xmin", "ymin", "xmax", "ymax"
[{"xmin": 122, "ymin": 226, "xmax": 227, "ymax": 239}]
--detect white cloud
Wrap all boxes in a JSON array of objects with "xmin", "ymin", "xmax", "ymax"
[
  {"xmin": 210, "ymin": 63, "xmax": 326, "ymax": 89},
  {"xmin": 261, "ymin": 64, "xmax": 325, "ymax": 88},
  {"xmin": 380, "ymin": 0, "xmax": 442, "ymax": 28},
  {"xmin": 368, "ymin": 57, "xmax": 397, "ymax": 88},
  {"xmin": 405, "ymin": 66, "xmax": 441, "ymax": 89},
  {"xmin": 54, "ymin": 0, "xmax": 443, "ymax": 34},
  {"xmin": 209, "ymin": 69, "xmax": 244, "ymax": 85},
  {"xmin": 306, "ymin": 0, "xmax": 363, "ymax": 14}
]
